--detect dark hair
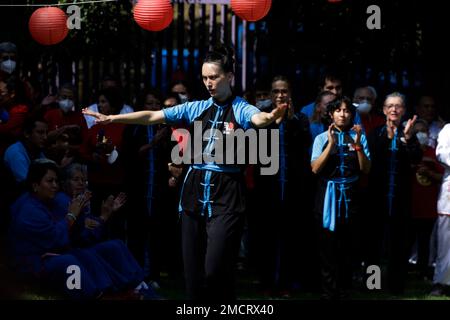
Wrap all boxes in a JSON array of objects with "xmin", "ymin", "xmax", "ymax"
[
  {"xmin": 135, "ymin": 88, "xmax": 162, "ymax": 111},
  {"xmin": 59, "ymin": 82, "xmax": 75, "ymax": 94},
  {"xmin": 98, "ymin": 87, "xmax": 124, "ymax": 115},
  {"xmin": 315, "ymin": 90, "xmax": 336, "ymax": 105},
  {"xmin": 203, "ymin": 44, "xmax": 235, "ymax": 74},
  {"xmin": 271, "ymin": 75, "xmax": 291, "ymax": 91},
  {"xmin": 27, "ymin": 159, "xmax": 59, "ymax": 190},
  {"xmin": 318, "ymin": 68, "xmax": 343, "ymax": 89},
  {"xmin": 23, "ymin": 116, "xmax": 47, "ymax": 135},
  {"xmin": 170, "ymin": 80, "xmax": 190, "ymax": 93},
  {"xmin": 163, "ymin": 92, "xmax": 181, "ymax": 105},
  {"xmin": 327, "ymin": 96, "xmax": 356, "ymax": 119}
]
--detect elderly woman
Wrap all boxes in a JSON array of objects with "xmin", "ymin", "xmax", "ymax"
[
  {"xmin": 366, "ymin": 92, "xmax": 421, "ymax": 294},
  {"xmin": 8, "ymin": 160, "xmax": 150, "ymax": 299},
  {"xmin": 311, "ymin": 97, "xmax": 371, "ymax": 299},
  {"xmin": 54, "ymin": 162, "xmax": 126, "ymax": 247}
]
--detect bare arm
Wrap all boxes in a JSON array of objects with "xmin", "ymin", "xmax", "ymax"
[
  {"xmin": 82, "ymin": 109, "xmax": 165, "ymax": 126},
  {"xmin": 352, "ymin": 125, "xmax": 371, "ymax": 174},
  {"xmin": 311, "ymin": 124, "xmax": 336, "ymax": 174},
  {"xmin": 251, "ymin": 102, "xmax": 287, "ymax": 128},
  {"xmin": 311, "ymin": 143, "xmax": 334, "ymax": 174}
]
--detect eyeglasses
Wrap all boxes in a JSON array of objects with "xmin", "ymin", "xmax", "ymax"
[{"xmin": 384, "ymin": 104, "xmax": 404, "ymax": 110}]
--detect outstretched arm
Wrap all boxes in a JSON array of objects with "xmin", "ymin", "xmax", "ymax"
[
  {"xmin": 82, "ymin": 109, "xmax": 165, "ymax": 126},
  {"xmin": 251, "ymin": 102, "xmax": 287, "ymax": 128}
]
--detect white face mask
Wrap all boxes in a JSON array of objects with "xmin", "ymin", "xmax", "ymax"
[
  {"xmin": 58, "ymin": 99, "xmax": 74, "ymax": 113},
  {"xmin": 1, "ymin": 59, "xmax": 16, "ymax": 74},
  {"xmin": 416, "ymin": 132, "xmax": 429, "ymax": 145},
  {"xmin": 178, "ymin": 94, "xmax": 189, "ymax": 103},
  {"xmin": 108, "ymin": 147, "xmax": 119, "ymax": 164},
  {"xmin": 356, "ymin": 100, "xmax": 372, "ymax": 114},
  {"xmin": 256, "ymin": 99, "xmax": 272, "ymax": 110}
]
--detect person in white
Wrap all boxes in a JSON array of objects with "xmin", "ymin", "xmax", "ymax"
[
  {"xmin": 83, "ymin": 76, "xmax": 134, "ymax": 129},
  {"xmin": 431, "ymin": 123, "xmax": 450, "ymax": 296}
]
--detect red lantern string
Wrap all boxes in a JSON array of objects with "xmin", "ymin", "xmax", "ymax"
[
  {"xmin": 28, "ymin": 7, "xmax": 69, "ymax": 45},
  {"xmin": 230, "ymin": 0, "xmax": 272, "ymax": 22},
  {"xmin": 133, "ymin": 0, "xmax": 173, "ymax": 32}
]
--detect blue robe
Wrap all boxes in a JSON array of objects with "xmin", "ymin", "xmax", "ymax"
[
  {"xmin": 8, "ymin": 193, "xmax": 144, "ymax": 299},
  {"xmin": 53, "ymin": 192, "xmax": 105, "ymax": 247}
]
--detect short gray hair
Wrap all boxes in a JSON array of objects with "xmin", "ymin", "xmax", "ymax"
[
  {"xmin": 63, "ymin": 163, "xmax": 87, "ymax": 180},
  {"xmin": 384, "ymin": 92, "xmax": 406, "ymax": 106},
  {"xmin": 0, "ymin": 42, "xmax": 17, "ymax": 54},
  {"xmin": 353, "ymin": 86, "xmax": 377, "ymax": 100}
]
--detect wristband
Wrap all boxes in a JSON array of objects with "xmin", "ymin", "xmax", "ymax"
[
  {"xmin": 354, "ymin": 144, "xmax": 363, "ymax": 152},
  {"xmin": 66, "ymin": 212, "xmax": 77, "ymax": 221}
]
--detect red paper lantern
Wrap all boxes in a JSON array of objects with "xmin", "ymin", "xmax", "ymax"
[
  {"xmin": 134, "ymin": 0, "xmax": 173, "ymax": 32},
  {"xmin": 231, "ymin": 0, "xmax": 272, "ymax": 22},
  {"xmin": 29, "ymin": 7, "xmax": 69, "ymax": 45}
]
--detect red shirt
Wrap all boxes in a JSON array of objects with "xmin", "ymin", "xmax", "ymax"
[
  {"xmin": 0, "ymin": 104, "xmax": 29, "ymax": 156},
  {"xmin": 411, "ymin": 146, "xmax": 444, "ymax": 219},
  {"xmin": 361, "ymin": 113, "xmax": 385, "ymax": 135},
  {"xmin": 44, "ymin": 108, "xmax": 88, "ymax": 132},
  {"xmin": 80, "ymin": 123, "xmax": 126, "ymax": 187}
]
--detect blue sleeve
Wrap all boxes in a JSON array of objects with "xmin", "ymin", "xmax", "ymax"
[
  {"xmin": 16, "ymin": 203, "xmax": 70, "ymax": 251},
  {"xmin": 72, "ymin": 215, "xmax": 105, "ymax": 247},
  {"xmin": 163, "ymin": 100, "xmax": 212, "ymax": 125},
  {"xmin": 360, "ymin": 133, "xmax": 371, "ymax": 160},
  {"xmin": 4, "ymin": 144, "xmax": 30, "ymax": 183},
  {"xmin": 232, "ymin": 97, "xmax": 260, "ymax": 130},
  {"xmin": 311, "ymin": 132, "xmax": 328, "ymax": 162},
  {"xmin": 353, "ymin": 112, "xmax": 362, "ymax": 125},
  {"xmin": 300, "ymin": 102, "xmax": 315, "ymax": 119}
]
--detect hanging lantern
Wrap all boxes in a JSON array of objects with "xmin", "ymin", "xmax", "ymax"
[
  {"xmin": 133, "ymin": 0, "xmax": 173, "ymax": 32},
  {"xmin": 327, "ymin": 0, "xmax": 343, "ymax": 3},
  {"xmin": 230, "ymin": 0, "xmax": 272, "ymax": 22},
  {"xmin": 29, "ymin": 7, "xmax": 69, "ymax": 45}
]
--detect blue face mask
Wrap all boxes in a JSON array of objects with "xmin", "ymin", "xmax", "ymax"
[
  {"xmin": 58, "ymin": 99, "xmax": 74, "ymax": 113},
  {"xmin": 1, "ymin": 59, "xmax": 16, "ymax": 74},
  {"xmin": 178, "ymin": 93, "xmax": 189, "ymax": 103},
  {"xmin": 256, "ymin": 99, "xmax": 272, "ymax": 110},
  {"xmin": 355, "ymin": 100, "xmax": 372, "ymax": 114}
]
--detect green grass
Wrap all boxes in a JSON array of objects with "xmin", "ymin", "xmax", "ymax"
[
  {"xmin": 157, "ymin": 268, "xmax": 450, "ymax": 301},
  {"xmin": 8, "ymin": 265, "xmax": 450, "ymax": 300}
]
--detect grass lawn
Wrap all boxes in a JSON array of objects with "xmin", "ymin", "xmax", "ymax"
[{"xmin": 6, "ymin": 263, "xmax": 450, "ymax": 301}]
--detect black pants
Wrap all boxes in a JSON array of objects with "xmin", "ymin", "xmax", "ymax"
[
  {"xmin": 181, "ymin": 211, "xmax": 244, "ymax": 301},
  {"xmin": 318, "ymin": 217, "xmax": 357, "ymax": 299}
]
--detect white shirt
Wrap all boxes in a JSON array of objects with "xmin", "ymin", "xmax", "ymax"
[
  {"xmin": 437, "ymin": 123, "xmax": 450, "ymax": 215},
  {"xmin": 84, "ymin": 103, "xmax": 134, "ymax": 129}
]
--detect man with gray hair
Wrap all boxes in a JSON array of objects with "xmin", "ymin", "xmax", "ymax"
[
  {"xmin": 0, "ymin": 42, "xmax": 17, "ymax": 76},
  {"xmin": 353, "ymin": 85, "xmax": 385, "ymax": 134}
]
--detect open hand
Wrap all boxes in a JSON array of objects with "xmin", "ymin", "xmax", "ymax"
[
  {"xmin": 403, "ymin": 115, "xmax": 418, "ymax": 140},
  {"xmin": 82, "ymin": 108, "xmax": 113, "ymax": 125},
  {"xmin": 351, "ymin": 124, "xmax": 363, "ymax": 145},
  {"xmin": 272, "ymin": 101, "xmax": 288, "ymax": 124}
]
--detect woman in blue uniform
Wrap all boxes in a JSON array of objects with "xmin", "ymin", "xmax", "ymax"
[
  {"xmin": 8, "ymin": 160, "xmax": 146, "ymax": 299},
  {"xmin": 311, "ymin": 97, "xmax": 371, "ymax": 299},
  {"xmin": 83, "ymin": 46, "xmax": 287, "ymax": 300}
]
